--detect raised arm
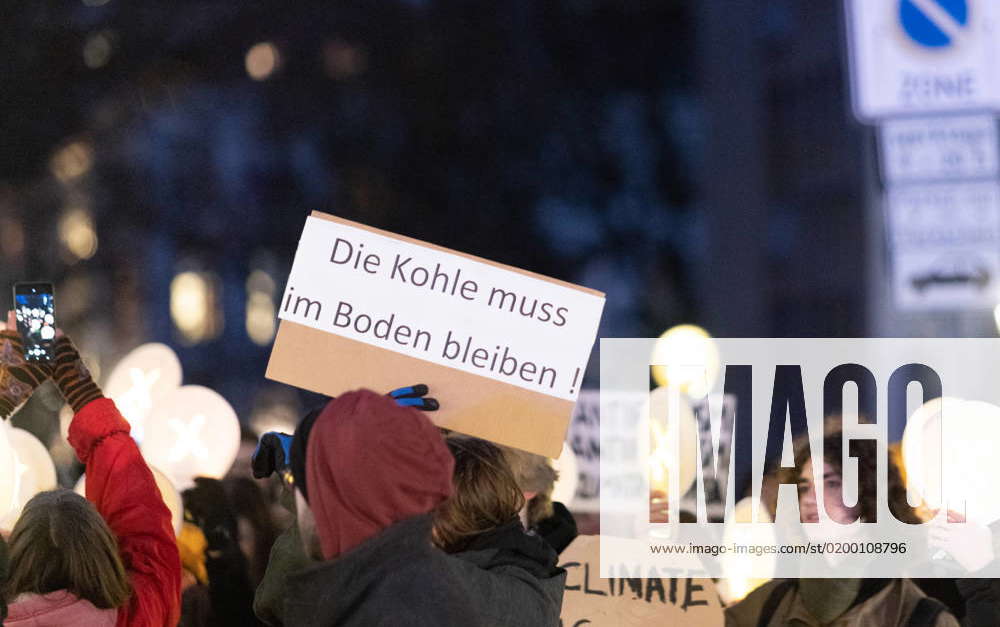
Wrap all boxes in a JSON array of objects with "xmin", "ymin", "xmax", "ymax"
[{"xmin": 54, "ymin": 337, "xmax": 181, "ymax": 627}]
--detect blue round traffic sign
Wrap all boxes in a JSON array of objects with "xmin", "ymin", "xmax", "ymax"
[{"xmin": 899, "ymin": 0, "xmax": 968, "ymax": 48}]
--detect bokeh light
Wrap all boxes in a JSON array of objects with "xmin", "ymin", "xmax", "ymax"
[
  {"xmin": 83, "ymin": 31, "xmax": 114, "ymax": 69},
  {"xmin": 58, "ymin": 207, "xmax": 99, "ymax": 260},
  {"xmin": 245, "ymin": 269, "xmax": 277, "ymax": 345},
  {"xmin": 50, "ymin": 141, "xmax": 93, "ymax": 182},
  {"xmin": 650, "ymin": 324, "xmax": 720, "ymax": 399},
  {"xmin": 170, "ymin": 271, "xmax": 223, "ymax": 344},
  {"xmin": 245, "ymin": 42, "xmax": 280, "ymax": 80},
  {"xmin": 0, "ymin": 215, "xmax": 24, "ymax": 261},
  {"xmin": 323, "ymin": 40, "xmax": 368, "ymax": 80}
]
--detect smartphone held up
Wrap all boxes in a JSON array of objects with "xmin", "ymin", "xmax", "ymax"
[{"xmin": 12, "ymin": 282, "xmax": 56, "ymax": 362}]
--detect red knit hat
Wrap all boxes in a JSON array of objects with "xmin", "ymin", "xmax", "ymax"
[{"xmin": 305, "ymin": 388, "xmax": 454, "ymax": 560}]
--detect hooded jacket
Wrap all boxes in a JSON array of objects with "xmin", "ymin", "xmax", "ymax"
[
  {"xmin": 303, "ymin": 390, "xmax": 455, "ymax": 561},
  {"xmin": 281, "ymin": 390, "xmax": 467, "ymax": 625},
  {"xmin": 256, "ymin": 514, "xmax": 567, "ymax": 627},
  {"xmin": 450, "ymin": 519, "xmax": 566, "ymax": 626},
  {"xmin": 284, "ymin": 514, "xmax": 482, "ymax": 626},
  {"xmin": 282, "ymin": 514, "xmax": 566, "ymax": 627}
]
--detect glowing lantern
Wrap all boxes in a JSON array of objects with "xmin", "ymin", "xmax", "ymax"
[
  {"xmin": 0, "ymin": 424, "xmax": 20, "ymax": 527},
  {"xmin": 902, "ymin": 397, "xmax": 1000, "ymax": 524},
  {"xmin": 650, "ymin": 325, "xmax": 720, "ymax": 399},
  {"xmin": 76, "ymin": 465, "xmax": 183, "ymax": 536},
  {"xmin": 104, "ymin": 343, "xmax": 182, "ymax": 443},
  {"xmin": 140, "ymin": 385, "xmax": 240, "ymax": 490},
  {"xmin": 1, "ymin": 427, "xmax": 58, "ymax": 527},
  {"xmin": 10, "ymin": 428, "xmax": 57, "ymax": 492},
  {"xmin": 551, "ymin": 442, "xmax": 579, "ymax": 506}
]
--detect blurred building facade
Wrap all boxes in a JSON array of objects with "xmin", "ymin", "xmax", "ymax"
[{"xmin": 0, "ymin": 0, "xmax": 874, "ymax": 425}]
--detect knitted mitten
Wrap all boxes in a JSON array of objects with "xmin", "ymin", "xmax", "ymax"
[
  {"xmin": 50, "ymin": 336, "xmax": 103, "ymax": 413},
  {"xmin": 0, "ymin": 330, "xmax": 51, "ymax": 419}
]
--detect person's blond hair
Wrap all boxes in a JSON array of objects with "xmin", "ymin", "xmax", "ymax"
[
  {"xmin": 500, "ymin": 445, "xmax": 558, "ymax": 527},
  {"xmin": 5, "ymin": 489, "xmax": 130, "ymax": 609},
  {"xmin": 433, "ymin": 436, "xmax": 525, "ymax": 553}
]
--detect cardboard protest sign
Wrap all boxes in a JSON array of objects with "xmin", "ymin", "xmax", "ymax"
[
  {"xmin": 566, "ymin": 389, "xmax": 600, "ymax": 512},
  {"xmin": 559, "ymin": 535, "xmax": 724, "ymax": 627},
  {"xmin": 266, "ymin": 211, "xmax": 605, "ymax": 457}
]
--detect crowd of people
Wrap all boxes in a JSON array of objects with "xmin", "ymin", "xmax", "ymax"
[{"xmin": 1, "ymin": 309, "xmax": 1000, "ymax": 626}]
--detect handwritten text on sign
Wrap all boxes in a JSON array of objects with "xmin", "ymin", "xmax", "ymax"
[
  {"xmin": 559, "ymin": 536, "xmax": 724, "ymax": 626},
  {"xmin": 278, "ymin": 216, "xmax": 605, "ymax": 401}
]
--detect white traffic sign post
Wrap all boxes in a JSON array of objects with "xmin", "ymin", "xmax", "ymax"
[
  {"xmin": 886, "ymin": 180, "xmax": 1000, "ymax": 310},
  {"xmin": 845, "ymin": 0, "xmax": 1000, "ymax": 121},
  {"xmin": 879, "ymin": 114, "xmax": 999, "ymax": 182}
]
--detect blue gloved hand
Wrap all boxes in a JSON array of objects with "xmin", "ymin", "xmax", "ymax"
[
  {"xmin": 388, "ymin": 384, "xmax": 439, "ymax": 411},
  {"xmin": 250, "ymin": 385, "xmax": 438, "ymax": 480},
  {"xmin": 251, "ymin": 431, "xmax": 293, "ymax": 480}
]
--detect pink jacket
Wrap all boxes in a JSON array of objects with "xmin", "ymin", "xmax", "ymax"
[{"xmin": 6, "ymin": 591, "xmax": 117, "ymax": 627}]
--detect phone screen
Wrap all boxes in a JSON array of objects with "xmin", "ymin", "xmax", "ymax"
[{"xmin": 13, "ymin": 283, "xmax": 56, "ymax": 362}]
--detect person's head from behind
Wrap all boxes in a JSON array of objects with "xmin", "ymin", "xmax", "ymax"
[
  {"xmin": 289, "ymin": 389, "xmax": 454, "ymax": 562},
  {"xmin": 433, "ymin": 436, "xmax": 525, "ymax": 553},
  {"xmin": 501, "ymin": 445, "xmax": 557, "ymax": 527},
  {"xmin": 5, "ymin": 489, "xmax": 130, "ymax": 609}
]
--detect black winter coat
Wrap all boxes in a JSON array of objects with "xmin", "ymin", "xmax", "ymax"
[{"xmin": 281, "ymin": 514, "xmax": 566, "ymax": 627}]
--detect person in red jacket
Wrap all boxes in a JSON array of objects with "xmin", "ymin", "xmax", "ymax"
[{"xmin": 1, "ymin": 312, "xmax": 181, "ymax": 627}]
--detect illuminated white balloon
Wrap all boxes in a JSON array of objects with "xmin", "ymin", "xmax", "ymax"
[
  {"xmin": 76, "ymin": 465, "xmax": 183, "ymax": 536},
  {"xmin": 650, "ymin": 325, "xmax": 720, "ymax": 399},
  {"xmin": 140, "ymin": 385, "xmax": 240, "ymax": 490},
  {"xmin": 9, "ymin": 428, "xmax": 56, "ymax": 492},
  {"xmin": 0, "ymin": 424, "xmax": 20, "ymax": 527},
  {"xmin": 902, "ymin": 397, "xmax": 1000, "ymax": 524},
  {"xmin": 551, "ymin": 442, "xmax": 578, "ymax": 506},
  {"xmin": 0, "ymin": 427, "xmax": 59, "ymax": 528},
  {"xmin": 642, "ymin": 386, "xmax": 699, "ymax": 500},
  {"xmin": 901, "ymin": 396, "xmax": 952, "ymax": 516},
  {"xmin": 104, "ymin": 343, "xmax": 183, "ymax": 443}
]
